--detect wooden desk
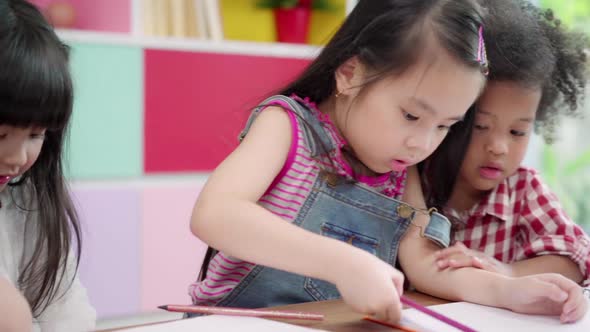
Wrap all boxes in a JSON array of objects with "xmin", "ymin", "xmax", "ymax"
[
  {"xmin": 100, "ymin": 292, "xmax": 448, "ymax": 332},
  {"xmin": 270, "ymin": 292, "xmax": 448, "ymax": 331}
]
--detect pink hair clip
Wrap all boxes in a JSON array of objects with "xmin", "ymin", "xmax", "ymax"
[{"xmin": 477, "ymin": 26, "xmax": 489, "ymax": 75}]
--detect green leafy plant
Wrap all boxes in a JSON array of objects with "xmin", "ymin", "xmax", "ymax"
[
  {"xmin": 256, "ymin": 0, "xmax": 336, "ymax": 10},
  {"xmin": 541, "ymin": 144, "xmax": 590, "ymax": 230}
]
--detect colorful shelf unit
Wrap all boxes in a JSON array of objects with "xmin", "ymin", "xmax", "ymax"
[{"xmin": 63, "ymin": 31, "xmax": 315, "ymax": 179}]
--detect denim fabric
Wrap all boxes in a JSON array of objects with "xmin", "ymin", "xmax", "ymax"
[{"xmin": 215, "ymin": 173, "xmax": 414, "ymax": 308}]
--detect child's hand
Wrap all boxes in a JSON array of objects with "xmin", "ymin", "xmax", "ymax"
[
  {"xmin": 334, "ymin": 250, "xmax": 404, "ymax": 324},
  {"xmin": 435, "ymin": 242, "xmax": 513, "ymax": 276},
  {"xmin": 502, "ymin": 273, "xmax": 588, "ymax": 323}
]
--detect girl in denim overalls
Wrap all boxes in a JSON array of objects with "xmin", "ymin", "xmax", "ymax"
[{"xmin": 189, "ymin": 0, "xmax": 584, "ymax": 324}]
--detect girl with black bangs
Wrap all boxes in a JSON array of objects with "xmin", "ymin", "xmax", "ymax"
[{"xmin": 0, "ymin": 0, "xmax": 95, "ymax": 331}]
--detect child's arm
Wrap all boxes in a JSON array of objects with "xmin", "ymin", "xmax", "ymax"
[
  {"xmin": 0, "ymin": 276, "xmax": 32, "ymax": 332},
  {"xmin": 191, "ymin": 107, "xmax": 404, "ymax": 322},
  {"xmin": 399, "ymin": 167, "xmax": 587, "ymax": 323},
  {"xmin": 511, "ymin": 256, "xmax": 583, "ymax": 281},
  {"xmin": 435, "ymin": 242, "xmax": 583, "ymax": 282},
  {"xmin": 436, "ymin": 170, "xmax": 589, "ymax": 285}
]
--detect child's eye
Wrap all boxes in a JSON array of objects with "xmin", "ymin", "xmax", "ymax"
[
  {"xmin": 0, "ymin": 133, "xmax": 6, "ymax": 139},
  {"xmin": 510, "ymin": 130, "xmax": 527, "ymax": 137},
  {"xmin": 403, "ymin": 110, "xmax": 419, "ymax": 121},
  {"xmin": 437, "ymin": 124, "xmax": 451, "ymax": 131},
  {"xmin": 30, "ymin": 132, "xmax": 46, "ymax": 140},
  {"xmin": 474, "ymin": 124, "xmax": 488, "ymax": 130}
]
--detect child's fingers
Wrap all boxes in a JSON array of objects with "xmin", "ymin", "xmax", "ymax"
[
  {"xmin": 448, "ymin": 256, "xmax": 499, "ymax": 274},
  {"xmin": 437, "ymin": 256, "xmax": 472, "ymax": 269},
  {"xmin": 471, "ymin": 256, "xmax": 486, "ymax": 270},
  {"xmin": 435, "ymin": 243, "xmax": 468, "ymax": 259},
  {"xmin": 534, "ymin": 274, "xmax": 572, "ymax": 302},
  {"xmin": 537, "ymin": 274, "xmax": 579, "ymax": 296},
  {"xmin": 434, "ymin": 249, "xmax": 454, "ymax": 259},
  {"xmin": 525, "ymin": 278, "xmax": 567, "ymax": 303},
  {"xmin": 561, "ymin": 293, "xmax": 587, "ymax": 323},
  {"xmin": 447, "ymin": 256, "xmax": 482, "ymax": 269},
  {"xmin": 385, "ymin": 298, "xmax": 402, "ymax": 324},
  {"xmin": 436, "ymin": 259, "xmax": 451, "ymax": 269},
  {"xmin": 436, "ymin": 252, "xmax": 486, "ymax": 271},
  {"xmin": 390, "ymin": 267, "xmax": 405, "ymax": 296},
  {"xmin": 373, "ymin": 298, "xmax": 401, "ymax": 324},
  {"xmin": 561, "ymin": 285, "xmax": 588, "ymax": 323},
  {"xmin": 572, "ymin": 296, "xmax": 588, "ymax": 322},
  {"xmin": 536, "ymin": 273, "xmax": 578, "ymax": 289},
  {"xmin": 562, "ymin": 290, "xmax": 581, "ymax": 314}
]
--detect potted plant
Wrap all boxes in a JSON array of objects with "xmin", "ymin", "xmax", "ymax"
[{"xmin": 257, "ymin": 0, "xmax": 335, "ymax": 44}]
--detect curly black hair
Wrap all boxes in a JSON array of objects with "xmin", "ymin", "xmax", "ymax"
[{"xmin": 483, "ymin": 0, "xmax": 589, "ymax": 143}]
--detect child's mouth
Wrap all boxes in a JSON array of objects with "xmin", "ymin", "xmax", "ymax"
[
  {"xmin": 390, "ymin": 160, "xmax": 408, "ymax": 172},
  {"xmin": 479, "ymin": 166, "xmax": 502, "ymax": 180},
  {"xmin": 0, "ymin": 176, "xmax": 11, "ymax": 185}
]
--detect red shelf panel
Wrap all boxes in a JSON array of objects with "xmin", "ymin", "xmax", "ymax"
[{"xmin": 144, "ymin": 49, "xmax": 310, "ymax": 172}]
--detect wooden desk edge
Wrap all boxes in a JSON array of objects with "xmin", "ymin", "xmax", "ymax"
[{"xmin": 96, "ymin": 292, "xmax": 448, "ymax": 332}]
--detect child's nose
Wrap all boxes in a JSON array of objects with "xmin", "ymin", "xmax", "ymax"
[
  {"xmin": 2, "ymin": 143, "xmax": 28, "ymax": 170},
  {"xmin": 486, "ymin": 137, "xmax": 509, "ymax": 156},
  {"xmin": 406, "ymin": 131, "xmax": 433, "ymax": 153}
]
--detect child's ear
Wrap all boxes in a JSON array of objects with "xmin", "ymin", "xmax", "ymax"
[{"xmin": 335, "ymin": 56, "xmax": 365, "ymax": 97}]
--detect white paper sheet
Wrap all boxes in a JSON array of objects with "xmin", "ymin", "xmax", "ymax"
[
  {"xmin": 401, "ymin": 301, "xmax": 590, "ymax": 332},
  {"xmin": 119, "ymin": 315, "xmax": 327, "ymax": 331}
]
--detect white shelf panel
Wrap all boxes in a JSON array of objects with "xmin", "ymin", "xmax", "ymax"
[
  {"xmin": 57, "ymin": 29, "xmax": 321, "ymax": 59},
  {"xmin": 70, "ymin": 173, "xmax": 211, "ymax": 189}
]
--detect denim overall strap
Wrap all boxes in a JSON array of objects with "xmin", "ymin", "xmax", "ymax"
[
  {"xmin": 398, "ymin": 203, "xmax": 451, "ymax": 248},
  {"xmin": 238, "ymin": 95, "xmax": 335, "ymax": 157},
  {"xmin": 423, "ymin": 211, "xmax": 451, "ymax": 248}
]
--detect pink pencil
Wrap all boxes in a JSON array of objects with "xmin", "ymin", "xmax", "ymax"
[
  {"xmin": 401, "ymin": 296, "xmax": 476, "ymax": 332},
  {"xmin": 158, "ymin": 304, "xmax": 325, "ymax": 321}
]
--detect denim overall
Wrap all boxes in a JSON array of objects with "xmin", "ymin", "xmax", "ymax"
[{"xmin": 195, "ymin": 95, "xmax": 451, "ymax": 311}]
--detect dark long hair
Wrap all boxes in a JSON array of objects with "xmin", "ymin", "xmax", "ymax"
[
  {"xmin": 198, "ymin": 0, "xmax": 488, "ymax": 281},
  {"xmin": 0, "ymin": 0, "xmax": 81, "ymax": 317},
  {"xmin": 420, "ymin": 106, "xmax": 476, "ymax": 209}
]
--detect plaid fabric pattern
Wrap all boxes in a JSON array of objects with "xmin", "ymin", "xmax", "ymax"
[{"xmin": 450, "ymin": 167, "xmax": 590, "ymax": 286}]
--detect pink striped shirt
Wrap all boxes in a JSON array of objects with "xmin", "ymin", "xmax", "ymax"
[{"xmin": 189, "ymin": 96, "xmax": 407, "ymax": 304}]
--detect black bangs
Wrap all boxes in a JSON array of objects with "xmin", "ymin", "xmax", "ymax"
[{"xmin": 0, "ymin": 4, "xmax": 72, "ymax": 130}]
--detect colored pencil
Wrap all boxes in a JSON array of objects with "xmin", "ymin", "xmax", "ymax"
[
  {"xmin": 401, "ymin": 296, "xmax": 476, "ymax": 332},
  {"xmin": 158, "ymin": 304, "xmax": 325, "ymax": 321}
]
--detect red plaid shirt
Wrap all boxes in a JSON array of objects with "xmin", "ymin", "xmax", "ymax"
[{"xmin": 450, "ymin": 167, "xmax": 590, "ymax": 286}]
